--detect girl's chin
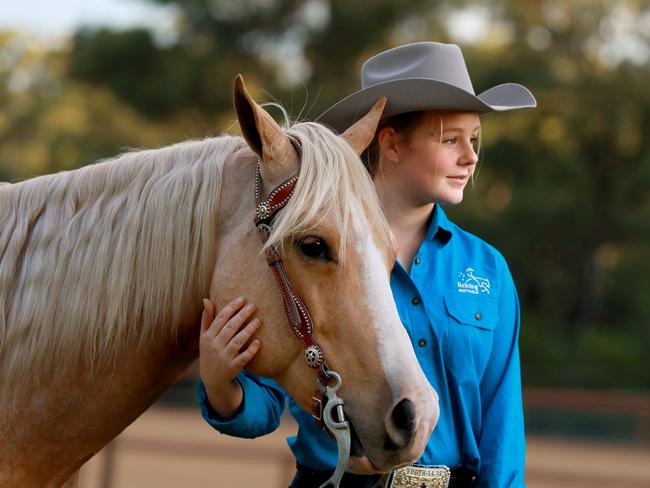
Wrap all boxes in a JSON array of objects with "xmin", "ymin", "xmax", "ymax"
[{"xmin": 436, "ymin": 192, "xmax": 464, "ymax": 206}]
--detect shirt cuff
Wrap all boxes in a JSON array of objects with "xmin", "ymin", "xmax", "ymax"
[{"xmin": 197, "ymin": 377, "xmax": 245, "ymax": 425}]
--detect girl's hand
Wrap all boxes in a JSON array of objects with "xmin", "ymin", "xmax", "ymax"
[{"xmin": 199, "ymin": 297, "xmax": 262, "ymax": 418}]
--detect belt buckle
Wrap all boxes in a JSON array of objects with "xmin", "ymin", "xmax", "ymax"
[{"xmin": 388, "ymin": 465, "xmax": 451, "ymax": 488}]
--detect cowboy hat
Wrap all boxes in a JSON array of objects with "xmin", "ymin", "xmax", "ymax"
[{"xmin": 317, "ymin": 41, "xmax": 536, "ymax": 133}]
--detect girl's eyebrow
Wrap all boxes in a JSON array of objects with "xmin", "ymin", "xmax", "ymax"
[{"xmin": 441, "ymin": 125, "xmax": 481, "ymax": 133}]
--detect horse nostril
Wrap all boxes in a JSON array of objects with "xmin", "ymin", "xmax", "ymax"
[
  {"xmin": 387, "ymin": 398, "xmax": 417, "ymax": 448},
  {"xmin": 393, "ymin": 398, "xmax": 416, "ymax": 429}
]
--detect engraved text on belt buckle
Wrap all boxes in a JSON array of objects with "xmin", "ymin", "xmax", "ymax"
[{"xmin": 388, "ymin": 465, "xmax": 451, "ymax": 488}]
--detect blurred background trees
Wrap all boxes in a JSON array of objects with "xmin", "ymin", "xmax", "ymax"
[{"xmin": 1, "ymin": 0, "xmax": 648, "ymax": 390}]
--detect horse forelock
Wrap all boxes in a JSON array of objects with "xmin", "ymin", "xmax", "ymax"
[
  {"xmin": 264, "ymin": 121, "xmax": 395, "ymax": 261},
  {"xmin": 0, "ymin": 136, "xmax": 246, "ymax": 396}
]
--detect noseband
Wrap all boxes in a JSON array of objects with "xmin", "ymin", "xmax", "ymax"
[{"xmin": 253, "ymin": 135, "xmax": 351, "ymax": 488}]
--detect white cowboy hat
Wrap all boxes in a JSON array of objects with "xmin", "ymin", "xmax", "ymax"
[{"xmin": 317, "ymin": 41, "xmax": 537, "ymax": 133}]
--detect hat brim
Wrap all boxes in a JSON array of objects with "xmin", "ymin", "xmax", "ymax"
[{"xmin": 316, "ymin": 78, "xmax": 536, "ymax": 133}]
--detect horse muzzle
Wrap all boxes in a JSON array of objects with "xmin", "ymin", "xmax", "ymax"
[{"xmin": 346, "ymin": 385, "xmax": 439, "ymax": 473}]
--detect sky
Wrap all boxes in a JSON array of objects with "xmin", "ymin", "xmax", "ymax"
[
  {"xmin": 0, "ymin": 0, "xmax": 178, "ymax": 39},
  {"xmin": 0, "ymin": 1, "xmax": 647, "ymax": 65}
]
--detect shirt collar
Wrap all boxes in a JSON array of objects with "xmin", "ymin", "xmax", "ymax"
[{"xmin": 424, "ymin": 204, "xmax": 453, "ymax": 245}]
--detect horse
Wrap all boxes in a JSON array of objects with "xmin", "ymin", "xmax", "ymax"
[{"xmin": 0, "ymin": 75, "xmax": 438, "ymax": 487}]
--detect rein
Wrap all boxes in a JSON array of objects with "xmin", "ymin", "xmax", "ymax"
[{"xmin": 253, "ymin": 135, "xmax": 351, "ymax": 488}]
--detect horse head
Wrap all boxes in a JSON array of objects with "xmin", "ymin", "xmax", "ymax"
[{"xmin": 210, "ymin": 76, "xmax": 438, "ymax": 472}]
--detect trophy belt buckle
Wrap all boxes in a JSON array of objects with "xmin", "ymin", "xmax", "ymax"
[{"xmin": 388, "ymin": 465, "xmax": 451, "ymax": 488}]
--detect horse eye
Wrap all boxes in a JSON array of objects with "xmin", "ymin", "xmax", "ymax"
[{"xmin": 297, "ymin": 236, "xmax": 331, "ymax": 261}]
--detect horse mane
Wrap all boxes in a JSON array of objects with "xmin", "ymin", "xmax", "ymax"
[
  {"xmin": 0, "ymin": 136, "xmax": 244, "ymax": 394},
  {"xmin": 268, "ymin": 121, "xmax": 394, "ymax": 259},
  {"xmin": 0, "ymin": 119, "xmax": 392, "ymax": 399}
]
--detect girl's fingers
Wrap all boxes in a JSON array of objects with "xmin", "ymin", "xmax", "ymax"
[
  {"xmin": 206, "ymin": 297, "xmax": 246, "ymax": 336},
  {"xmin": 234, "ymin": 339, "xmax": 261, "ymax": 369},
  {"xmin": 227, "ymin": 318, "xmax": 262, "ymax": 353},
  {"xmin": 216, "ymin": 303, "xmax": 257, "ymax": 346},
  {"xmin": 201, "ymin": 298, "xmax": 216, "ymax": 333}
]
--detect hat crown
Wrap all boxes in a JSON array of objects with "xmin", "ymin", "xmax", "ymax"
[{"xmin": 361, "ymin": 42, "xmax": 475, "ymax": 95}]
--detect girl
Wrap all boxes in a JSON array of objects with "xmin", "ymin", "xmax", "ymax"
[{"xmin": 198, "ymin": 42, "xmax": 536, "ymax": 488}]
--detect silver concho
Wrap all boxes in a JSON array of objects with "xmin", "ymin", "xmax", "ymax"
[
  {"xmin": 304, "ymin": 346, "xmax": 323, "ymax": 368},
  {"xmin": 256, "ymin": 202, "xmax": 270, "ymax": 220}
]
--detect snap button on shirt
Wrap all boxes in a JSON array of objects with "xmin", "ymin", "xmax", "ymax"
[{"xmin": 412, "ymin": 297, "xmax": 421, "ymax": 305}]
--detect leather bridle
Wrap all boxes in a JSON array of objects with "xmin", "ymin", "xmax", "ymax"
[
  {"xmin": 253, "ymin": 136, "xmax": 330, "ymax": 383},
  {"xmin": 253, "ymin": 134, "xmax": 352, "ymax": 488}
]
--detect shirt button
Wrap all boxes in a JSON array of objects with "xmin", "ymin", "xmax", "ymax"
[
  {"xmin": 475, "ymin": 312, "xmax": 482, "ymax": 320},
  {"xmin": 412, "ymin": 297, "xmax": 421, "ymax": 305},
  {"xmin": 418, "ymin": 339, "xmax": 427, "ymax": 347},
  {"xmin": 414, "ymin": 257, "xmax": 421, "ymax": 265}
]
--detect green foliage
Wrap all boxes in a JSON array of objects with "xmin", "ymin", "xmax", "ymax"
[
  {"xmin": 69, "ymin": 28, "xmax": 197, "ymax": 117},
  {"xmin": 1, "ymin": 0, "xmax": 648, "ymax": 390},
  {"xmin": 445, "ymin": 0, "xmax": 650, "ymax": 389}
]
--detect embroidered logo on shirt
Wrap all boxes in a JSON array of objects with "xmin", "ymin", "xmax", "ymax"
[{"xmin": 457, "ymin": 267, "xmax": 491, "ymax": 295}]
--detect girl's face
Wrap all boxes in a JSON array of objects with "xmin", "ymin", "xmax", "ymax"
[{"xmin": 386, "ymin": 110, "xmax": 480, "ymax": 206}]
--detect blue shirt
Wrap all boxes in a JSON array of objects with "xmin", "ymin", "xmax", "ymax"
[{"xmin": 198, "ymin": 205, "xmax": 526, "ymax": 487}]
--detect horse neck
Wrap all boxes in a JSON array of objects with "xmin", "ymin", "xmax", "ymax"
[{"xmin": 0, "ymin": 137, "xmax": 247, "ymax": 486}]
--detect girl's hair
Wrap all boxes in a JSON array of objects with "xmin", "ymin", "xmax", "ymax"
[{"xmin": 362, "ymin": 111, "xmax": 426, "ymax": 177}]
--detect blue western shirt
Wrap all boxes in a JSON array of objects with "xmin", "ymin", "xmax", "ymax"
[{"xmin": 198, "ymin": 204, "xmax": 526, "ymax": 487}]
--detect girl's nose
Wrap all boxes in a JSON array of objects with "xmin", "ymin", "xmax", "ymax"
[{"xmin": 460, "ymin": 143, "xmax": 479, "ymax": 166}]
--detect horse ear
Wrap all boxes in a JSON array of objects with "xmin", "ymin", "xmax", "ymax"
[
  {"xmin": 233, "ymin": 74, "xmax": 299, "ymax": 186},
  {"xmin": 340, "ymin": 97, "xmax": 387, "ymax": 155}
]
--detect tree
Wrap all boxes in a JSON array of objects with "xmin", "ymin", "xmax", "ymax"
[{"xmin": 2, "ymin": 0, "xmax": 649, "ymax": 389}]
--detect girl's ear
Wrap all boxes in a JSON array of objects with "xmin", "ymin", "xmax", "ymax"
[{"xmin": 377, "ymin": 126, "xmax": 400, "ymax": 164}]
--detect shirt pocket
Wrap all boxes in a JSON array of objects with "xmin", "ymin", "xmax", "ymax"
[{"xmin": 443, "ymin": 292, "xmax": 499, "ymax": 381}]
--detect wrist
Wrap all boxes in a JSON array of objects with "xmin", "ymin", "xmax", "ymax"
[{"xmin": 203, "ymin": 377, "xmax": 244, "ymax": 419}]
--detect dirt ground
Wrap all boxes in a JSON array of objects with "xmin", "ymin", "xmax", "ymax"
[{"xmin": 79, "ymin": 406, "xmax": 650, "ymax": 488}]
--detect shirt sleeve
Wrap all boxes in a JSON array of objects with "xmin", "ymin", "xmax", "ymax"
[
  {"xmin": 476, "ymin": 261, "xmax": 526, "ymax": 487},
  {"xmin": 197, "ymin": 370, "xmax": 287, "ymax": 439}
]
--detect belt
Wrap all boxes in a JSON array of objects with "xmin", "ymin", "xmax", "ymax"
[
  {"xmin": 387, "ymin": 465, "xmax": 475, "ymax": 488},
  {"xmin": 293, "ymin": 464, "xmax": 476, "ymax": 488}
]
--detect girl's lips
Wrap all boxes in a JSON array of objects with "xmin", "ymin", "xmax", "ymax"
[{"xmin": 446, "ymin": 175, "xmax": 469, "ymax": 186}]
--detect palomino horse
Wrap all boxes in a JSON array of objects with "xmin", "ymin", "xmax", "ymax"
[{"xmin": 0, "ymin": 76, "xmax": 438, "ymax": 487}]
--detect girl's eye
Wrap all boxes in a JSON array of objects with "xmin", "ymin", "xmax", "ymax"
[
  {"xmin": 471, "ymin": 136, "xmax": 479, "ymax": 152},
  {"xmin": 297, "ymin": 236, "xmax": 331, "ymax": 261},
  {"xmin": 442, "ymin": 138, "xmax": 457, "ymax": 145}
]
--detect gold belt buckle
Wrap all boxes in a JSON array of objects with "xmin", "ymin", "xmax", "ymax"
[{"xmin": 388, "ymin": 465, "xmax": 451, "ymax": 488}]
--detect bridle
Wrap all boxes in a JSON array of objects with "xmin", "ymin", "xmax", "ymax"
[
  {"xmin": 253, "ymin": 136, "xmax": 330, "ymax": 386},
  {"xmin": 253, "ymin": 134, "xmax": 351, "ymax": 488}
]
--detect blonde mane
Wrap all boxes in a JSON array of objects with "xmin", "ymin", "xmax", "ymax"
[
  {"xmin": 0, "ymin": 136, "xmax": 244, "ymax": 394},
  {"xmin": 268, "ymin": 121, "xmax": 393, "ymax": 258},
  {"xmin": 0, "ymin": 120, "xmax": 392, "ymax": 399}
]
